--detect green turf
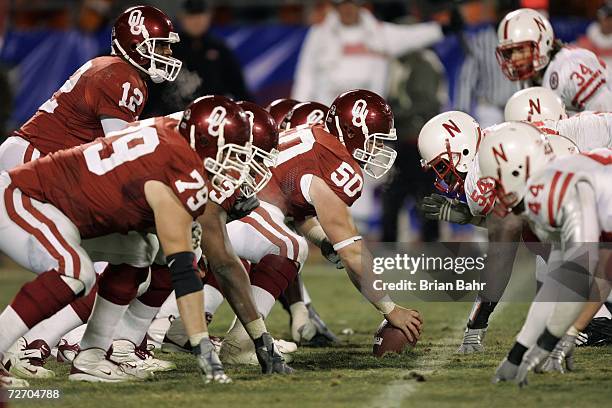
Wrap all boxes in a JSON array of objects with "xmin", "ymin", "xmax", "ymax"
[{"xmin": 1, "ymin": 258, "xmax": 610, "ymax": 408}]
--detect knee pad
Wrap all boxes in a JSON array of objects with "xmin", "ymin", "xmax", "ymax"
[{"xmin": 250, "ymin": 254, "xmax": 299, "ymax": 299}]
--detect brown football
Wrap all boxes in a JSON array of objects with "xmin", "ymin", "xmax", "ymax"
[{"xmin": 372, "ymin": 319, "xmax": 417, "ymax": 357}]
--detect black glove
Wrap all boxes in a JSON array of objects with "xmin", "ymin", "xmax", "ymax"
[
  {"xmin": 254, "ymin": 333, "xmax": 294, "ymax": 374},
  {"xmin": 420, "ymin": 193, "xmax": 473, "ymax": 224},
  {"xmin": 442, "ymin": 4, "xmax": 465, "ymax": 35},
  {"xmin": 320, "ymin": 238, "xmax": 344, "ymax": 269},
  {"xmin": 227, "ymin": 194, "xmax": 260, "ymax": 223}
]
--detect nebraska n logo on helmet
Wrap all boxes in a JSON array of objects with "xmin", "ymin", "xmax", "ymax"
[
  {"xmin": 111, "ymin": 5, "xmax": 182, "ymax": 83},
  {"xmin": 325, "ymin": 89, "xmax": 397, "ymax": 179},
  {"xmin": 418, "ymin": 111, "xmax": 482, "ymax": 195},
  {"xmin": 504, "ymin": 87, "xmax": 567, "ymax": 122}
]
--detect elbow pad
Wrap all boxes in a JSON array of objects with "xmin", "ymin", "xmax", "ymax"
[{"xmin": 168, "ymin": 251, "xmax": 203, "ymax": 298}]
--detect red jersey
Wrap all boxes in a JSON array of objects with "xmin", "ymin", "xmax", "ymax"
[
  {"xmin": 9, "ymin": 117, "xmax": 209, "ymax": 239},
  {"xmin": 259, "ymin": 125, "xmax": 363, "ymax": 220},
  {"xmin": 14, "ymin": 56, "xmax": 148, "ymax": 155}
]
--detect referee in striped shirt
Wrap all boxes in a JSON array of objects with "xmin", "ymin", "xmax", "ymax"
[{"xmin": 454, "ymin": 4, "xmax": 521, "ymax": 127}]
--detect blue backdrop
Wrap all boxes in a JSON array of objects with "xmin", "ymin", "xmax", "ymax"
[{"xmin": 0, "ymin": 18, "xmax": 591, "ymax": 128}]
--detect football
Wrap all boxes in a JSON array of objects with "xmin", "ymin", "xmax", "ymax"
[{"xmin": 372, "ymin": 319, "xmax": 417, "ymax": 357}]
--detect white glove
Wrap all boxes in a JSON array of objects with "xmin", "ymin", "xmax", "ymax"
[
  {"xmin": 290, "ymin": 302, "xmax": 317, "ymax": 343},
  {"xmin": 457, "ymin": 327, "xmax": 487, "ymax": 354},
  {"xmin": 537, "ymin": 333, "xmax": 576, "ymax": 373},
  {"xmin": 516, "ymin": 344, "xmax": 551, "ymax": 387},
  {"xmin": 492, "ymin": 357, "xmax": 518, "ymax": 383}
]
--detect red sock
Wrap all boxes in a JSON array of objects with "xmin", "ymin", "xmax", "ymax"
[
  {"xmin": 250, "ymin": 254, "xmax": 298, "ymax": 299},
  {"xmin": 69, "ymin": 276, "xmax": 100, "ymax": 323},
  {"xmin": 11, "ymin": 271, "xmax": 77, "ymax": 328},
  {"xmin": 97, "ymin": 264, "xmax": 149, "ymax": 305},
  {"xmin": 138, "ymin": 264, "xmax": 173, "ymax": 308}
]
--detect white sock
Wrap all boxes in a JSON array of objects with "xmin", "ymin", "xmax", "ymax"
[
  {"xmin": 80, "ymin": 296, "xmax": 128, "ymax": 351},
  {"xmin": 114, "ymin": 299, "xmax": 159, "ymax": 345},
  {"xmin": 0, "ymin": 306, "xmax": 29, "ymax": 353},
  {"xmin": 156, "ymin": 292, "xmax": 179, "ymax": 320},
  {"xmin": 251, "ymin": 286, "xmax": 275, "ymax": 318},
  {"xmin": 302, "ymin": 284, "xmax": 312, "ymax": 305},
  {"xmin": 204, "ymin": 285, "xmax": 224, "ymax": 316},
  {"xmin": 24, "ymin": 305, "xmax": 83, "ymax": 347},
  {"xmin": 516, "ymin": 301, "xmax": 556, "ymax": 347}
]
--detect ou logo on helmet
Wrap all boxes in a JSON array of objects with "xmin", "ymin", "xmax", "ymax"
[
  {"xmin": 243, "ymin": 110, "xmax": 255, "ymax": 141},
  {"xmin": 351, "ymin": 99, "xmax": 369, "ymax": 135},
  {"xmin": 307, "ymin": 109, "xmax": 325, "ymax": 125},
  {"xmin": 128, "ymin": 9, "xmax": 146, "ymax": 36},
  {"xmin": 208, "ymin": 106, "xmax": 227, "ymax": 137}
]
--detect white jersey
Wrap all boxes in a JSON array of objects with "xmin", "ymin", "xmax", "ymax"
[
  {"xmin": 542, "ymin": 47, "xmax": 612, "ymax": 112},
  {"xmin": 464, "ymin": 151, "xmax": 496, "ymax": 217},
  {"xmin": 523, "ymin": 150, "xmax": 612, "ymax": 242},
  {"xmin": 534, "ymin": 111, "xmax": 612, "ymax": 152}
]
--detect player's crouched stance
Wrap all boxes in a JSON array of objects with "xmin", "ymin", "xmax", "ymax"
[
  {"xmin": 0, "ymin": 96, "xmax": 291, "ymax": 386},
  {"xmin": 477, "ymin": 122, "xmax": 612, "ymax": 386}
]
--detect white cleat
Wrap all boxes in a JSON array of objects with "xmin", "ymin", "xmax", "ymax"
[
  {"xmin": 110, "ymin": 340, "xmax": 176, "ymax": 373},
  {"xmin": 5, "ymin": 337, "xmax": 55, "ymax": 379},
  {"xmin": 220, "ymin": 335, "xmax": 297, "ymax": 366},
  {"xmin": 69, "ymin": 348, "xmax": 154, "ymax": 383},
  {"xmin": 0, "ymin": 364, "xmax": 30, "ymax": 388}
]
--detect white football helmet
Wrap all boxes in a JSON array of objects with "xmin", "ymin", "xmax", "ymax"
[
  {"xmin": 478, "ymin": 121, "xmax": 554, "ymax": 214},
  {"xmin": 496, "ymin": 8, "xmax": 555, "ymax": 81},
  {"xmin": 547, "ymin": 134, "xmax": 579, "ymax": 156},
  {"xmin": 504, "ymin": 87, "xmax": 568, "ymax": 122},
  {"xmin": 418, "ymin": 111, "xmax": 482, "ymax": 194}
]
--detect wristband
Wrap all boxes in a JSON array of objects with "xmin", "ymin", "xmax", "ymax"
[
  {"xmin": 333, "ymin": 235, "xmax": 362, "ymax": 251},
  {"xmin": 373, "ymin": 295, "xmax": 396, "ymax": 315}
]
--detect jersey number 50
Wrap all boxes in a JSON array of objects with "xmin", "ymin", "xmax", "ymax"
[{"xmin": 331, "ymin": 162, "xmax": 363, "ymax": 197}]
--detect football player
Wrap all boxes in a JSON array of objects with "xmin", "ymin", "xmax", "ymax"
[
  {"xmin": 266, "ymin": 98, "xmax": 300, "ymax": 130},
  {"xmin": 212, "ymin": 89, "xmax": 423, "ymax": 362},
  {"xmin": 0, "ymin": 96, "xmax": 291, "ymax": 386},
  {"xmin": 477, "ymin": 123, "xmax": 612, "ymax": 386},
  {"xmin": 496, "ymin": 8, "xmax": 612, "ymax": 112},
  {"xmin": 0, "ymin": 5, "xmax": 182, "ymax": 382}
]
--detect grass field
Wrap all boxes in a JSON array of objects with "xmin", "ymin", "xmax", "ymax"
[{"xmin": 1, "ymin": 256, "xmax": 611, "ymax": 408}]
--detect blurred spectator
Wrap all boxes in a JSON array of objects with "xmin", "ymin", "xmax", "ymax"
[
  {"xmin": 291, "ymin": 0, "xmax": 445, "ymax": 105},
  {"xmin": 142, "ymin": 0, "xmax": 252, "ymax": 117},
  {"xmin": 453, "ymin": 1, "xmax": 520, "ymax": 127},
  {"xmin": 577, "ymin": 0, "xmax": 612, "ymax": 77},
  {"xmin": 382, "ymin": 17, "xmax": 448, "ymax": 242},
  {"xmin": 0, "ymin": 65, "xmax": 11, "ymax": 141}
]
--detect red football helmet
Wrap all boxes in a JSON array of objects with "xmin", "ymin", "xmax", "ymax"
[
  {"xmin": 265, "ymin": 98, "xmax": 299, "ymax": 130},
  {"xmin": 325, "ymin": 89, "xmax": 397, "ymax": 178},
  {"xmin": 236, "ymin": 101, "xmax": 279, "ymax": 197},
  {"xmin": 281, "ymin": 101, "xmax": 329, "ymax": 131},
  {"xmin": 179, "ymin": 95, "xmax": 252, "ymax": 192},
  {"xmin": 111, "ymin": 5, "xmax": 182, "ymax": 83}
]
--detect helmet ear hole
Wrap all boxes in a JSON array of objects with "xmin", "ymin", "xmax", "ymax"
[
  {"xmin": 462, "ymin": 148, "xmax": 469, "ymax": 156},
  {"xmin": 511, "ymin": 170, "xmax": 520, "ymax": 177}
]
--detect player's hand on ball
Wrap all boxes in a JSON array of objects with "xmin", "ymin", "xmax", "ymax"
[
  {"xmin": 255, "ymin": 333, "xmax": 294, "ymax": 374},
  {"xmin": 384, "ymin": 306, "xmax": 422, "ymax": 344},
  {"xmin": 195, "ymin": 337, "xmax": 232, "ymax": 384}
]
